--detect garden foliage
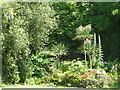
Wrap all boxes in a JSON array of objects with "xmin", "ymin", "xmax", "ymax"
[{"xmin": 1, "ymin": 2, "xmax": 120, "ymax": 88}]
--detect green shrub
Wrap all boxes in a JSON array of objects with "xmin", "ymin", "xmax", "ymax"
[
  {"xmin": 108, "ymin": 73, "xmax": 118, "ymax": 88},
  {"xmin": 59, "ymin": 59, "xmax": 88, "ymax": 73},
  {"xmin": 18, "ymin": 58, "xmax": 34, "ymax": 83},
  {"xmin": 25, "ymin": 77, "xmax": 42, "ymax": 85},
  {"xmin": 43, "ymin": 60, "xmax": 113, "ymax": 88},
  {"xmin": 30, "ymin": 51, "xmax": 55, "ymax": 78},
  {"xmin": 2, "ymin": 56, "xmax": 20, "ymax": 84}
]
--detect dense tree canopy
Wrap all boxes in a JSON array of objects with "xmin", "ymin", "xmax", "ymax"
[
  {"xmin": 52, "ymin": 2, "xmax": 120, "ymax": 61},
  {"xmin": 2, "ymin": 2, "xmax": 57, "ymax": 83}
]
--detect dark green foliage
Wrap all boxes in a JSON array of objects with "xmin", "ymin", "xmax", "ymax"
[
  {"xmin": 17, "ymin": 58, "xmax": 34, "ymax": 83},
  {"xmin": 51, "ymin": 2, "xmax": 89, "ymax": 55},
  {"xmin": 2, "ymin": 55, "xmax": 20, "ymax": 84},
  {"xmin": 87, "ymin": 2, "xmax": 120, "ymax": 61},
  {"xmin": 30, "ymin": 51, "xmax": 55, "ymax": 77},
  {"xmin": 52, "ymin": 2, "xmax": 120, "ymax": 61}
]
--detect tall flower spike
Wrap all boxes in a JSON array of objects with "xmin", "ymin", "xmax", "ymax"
[{"xmin": 94, "ymin": 33, "xmax": 96, "ymax": 47}]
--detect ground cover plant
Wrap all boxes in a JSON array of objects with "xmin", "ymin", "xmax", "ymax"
[{"xmin": 1, "ymin": 2, "xmax": 120, "ymax": 88}]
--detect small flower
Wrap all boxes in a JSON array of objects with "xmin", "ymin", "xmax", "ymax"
[
  {"xmin": 101, "ymin": 70, "xmax": 106, "ymax": 74},
  {"xmin": 90, "ymin": 71, "xmax": 95, "ymax": 74},
  {"xmin": 83, "ymin": 74, "xmax": 88, "ymax": 78},
  {"xmin": 96, "ymin": 70, "xmax": 101, "ymax": 74}
]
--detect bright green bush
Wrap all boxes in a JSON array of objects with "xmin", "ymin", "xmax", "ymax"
[{"xmin": 59, "ymin": 59, "xmax": 88, "ymax": 73}]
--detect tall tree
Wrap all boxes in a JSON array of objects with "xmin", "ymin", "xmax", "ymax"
[{"xmin": 2, "ymin": 2, "xmax": 57, "ymax": 83}]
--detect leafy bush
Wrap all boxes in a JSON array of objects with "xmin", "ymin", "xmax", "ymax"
[
  {"xmin": 43, "ymin": 59, "xmax": 113, "ymax": 88},
  {"xmin": 18, "ymin": 58, "xmax": 34, "ymax": 83},
  {"xmin": 59, "ymin": 59, "xmax": 88, "ymax": 73},
  {"xmin": 2, "ymin": 56, "xmax": 20, "ymax": 84},
  {"xmin": 102, "ymin": 60, "xmax": 119, "ymax": 88},
  {"xmin": 25, "ymin": 77, "xmax": 42, "ymax": 85},
  {"xmin": 30, "ymin": 51, "xmax": 55, "ymax": 78}
]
